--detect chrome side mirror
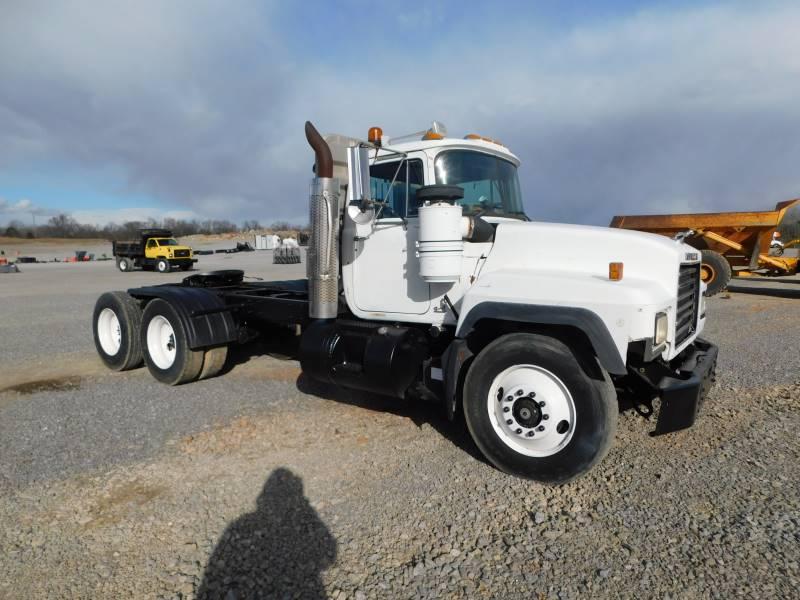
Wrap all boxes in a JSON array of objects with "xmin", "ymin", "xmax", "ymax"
[{"xmin": 346, "ymin": 145, "xmax": 372, "ymax": 211}]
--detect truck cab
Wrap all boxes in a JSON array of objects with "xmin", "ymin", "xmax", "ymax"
[{"xmin": 92, "ymin": 121, "xmax": 718, "ymax": 484}]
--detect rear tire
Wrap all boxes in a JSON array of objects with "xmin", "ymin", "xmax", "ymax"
[
  {"xmin": 116, "ymin": 257, "xmax": 132, "ymax": 272},
  {"xmin": 93, "ymin": 291, "xmax": 143, "ymax": 371},
  {"xmin": 199, "ymin": 346, "xmax": 228, "ymax": 380},
  {"xmin": 140, "ymin": 299, "xmax": 203, "ymax": 385},
  {"xmin": 463, "ymin": 332, "xmax": 617, "ymax": 484},
  {"xmin": 700, "ymin": 249, "xmax": 731, "ymax": 296},
  {"xmin": 156, "ymin": 259, "xmax": 170, "ymax": 273}
]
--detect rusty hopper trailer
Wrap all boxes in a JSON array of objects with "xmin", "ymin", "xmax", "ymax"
[{"xmin": 610, "ymin": 199, "xmax": 800, "ymax": 296}]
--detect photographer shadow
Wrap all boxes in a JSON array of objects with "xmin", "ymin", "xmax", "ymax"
[{"xmin": 197, "ymin": 468, "xmax": 336, "ymax": 599}]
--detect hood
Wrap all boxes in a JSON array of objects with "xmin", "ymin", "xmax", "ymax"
[{"xmin": 482, "ymin": 221, "xmax": 696, "ymax": 296}]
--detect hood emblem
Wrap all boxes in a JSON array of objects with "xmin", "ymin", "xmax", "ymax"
[{"xmin": 685, "ymin": 252, "xmax": 699, "ymax": 262}]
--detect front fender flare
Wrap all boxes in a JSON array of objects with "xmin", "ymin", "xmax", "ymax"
[{"xmin": 455, "ymin": 302, "xmax": 627, "ymax": 375}]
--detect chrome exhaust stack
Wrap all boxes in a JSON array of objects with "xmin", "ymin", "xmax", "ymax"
[{"xmin": 305, "ymin": 121, "xmax": 340, "ymax": 320}]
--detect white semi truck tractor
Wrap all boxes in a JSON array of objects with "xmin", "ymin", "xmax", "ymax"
[{"xmin": 92, "ymin": 121, "xmax": 718, "ymax": 483}]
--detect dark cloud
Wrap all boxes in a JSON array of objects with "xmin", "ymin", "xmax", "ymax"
[{"xmin": 1, "ymin": 1, "xmax": 799, "ymax": 225}]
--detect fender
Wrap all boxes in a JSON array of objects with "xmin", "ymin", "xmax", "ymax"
[
  {"xmin": 455, "ymin": 302, "xmax": 627, "ymax": 375},
  {"xmin": 128, "ymin": 285, "xmax": 238, "ymax": 349}
]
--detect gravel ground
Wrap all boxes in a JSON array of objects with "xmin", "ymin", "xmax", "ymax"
[{"xmin": 0, "ymin": 258, "xmax": 798, "ymax": 599}]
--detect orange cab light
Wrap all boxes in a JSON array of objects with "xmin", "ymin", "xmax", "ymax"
[
  {"xmin": 465, "ymin": 134, "xmax": 482, "ymax": 139},
  {"xmin": 368, "ymin": 126, "xmax": 383, "ymax": 145},
  {"xmin": 423, "ymin": 130, "xmax": 445, "ymax": 140},
  {"xmin": 609, "ymin": 262, "xmax": 624, "ymax": 281}
]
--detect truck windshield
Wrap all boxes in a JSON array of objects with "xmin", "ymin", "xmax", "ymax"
[
  {"xmin": 434, "ymin": 150, "xmax": 526, "ymax": 219},
  {"xmin": 157, "ymin": 239, "xmax": 179, "ymax": 246}
]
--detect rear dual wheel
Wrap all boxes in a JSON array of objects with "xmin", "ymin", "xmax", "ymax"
[
  {"xmin": 140, "ymin": 299, "xmax": 227, "ymax": 385},
  {"xmin": 93, "ymin": 292, "xmax": 144, "ymax": 370},
  {"xmin": 116, "ymin": 257, "xmax": 133, "ymax": 272}
]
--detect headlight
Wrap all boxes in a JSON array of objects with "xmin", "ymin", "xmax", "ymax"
[{"xmin": 654, "ymin": 312, "xmax": 669, "ymax": 346}]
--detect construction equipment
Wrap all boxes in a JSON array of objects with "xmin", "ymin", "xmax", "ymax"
[{"xmin": 610, "ymin": 199, "xmax": 800, "ymax": 296}]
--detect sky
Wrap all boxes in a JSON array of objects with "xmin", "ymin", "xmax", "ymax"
[{"xmin": 1, "ymin": 0, "xmax": 799, "ymax": 227}]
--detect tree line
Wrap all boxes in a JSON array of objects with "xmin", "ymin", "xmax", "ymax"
[{"xmin": 3, "ymin": 215, "xmax": 308, "ymax": 240}]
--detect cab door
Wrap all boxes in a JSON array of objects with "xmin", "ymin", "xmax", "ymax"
[
  {"xmin": 351, "ymin": 156, "xmax": 431, "ymax": 315},
  {"xmin": 145, "ymin": 238, "xmax": 159, "ymax": 258}
]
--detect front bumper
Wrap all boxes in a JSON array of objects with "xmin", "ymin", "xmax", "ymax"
[
  {"xmin": 168, "ymin": 258, "xmax": 198, "ymax": 265},
  {"xmin": 654, "ymin": 338, "xmax": 718, "ymax": 435}
]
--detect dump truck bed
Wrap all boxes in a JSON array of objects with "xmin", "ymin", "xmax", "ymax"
[
  {"xmin": 610, "ymin": 199, "xmax": 800, "ymax": 283},
  {"xmin": 609, "ymin": 199, "xmax": 800, "ymax": 235}
]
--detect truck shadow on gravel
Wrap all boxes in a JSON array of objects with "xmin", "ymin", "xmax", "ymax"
[
  {"xmin": 197, "ymin": 467, "xmax": 336, "ymax": 599},
  {"xmin": 296, "ymin": 373, "xmax": 488, "ymax": 464},
  {"xmin": 726, "ymin": 283, "xmax": 800, "ymax": 299}
]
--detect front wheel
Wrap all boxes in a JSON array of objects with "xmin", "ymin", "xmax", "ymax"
[
  {"xmin": 463, "ymin": 332, "xmax": 617, "ymax": 484},
  {"xmin": 140, "ymin": 299, "xmax": 204, "ymax": 385},
  {"xmin": 156, "ymin": 259, "xmax": 170, "ymax": 273}
]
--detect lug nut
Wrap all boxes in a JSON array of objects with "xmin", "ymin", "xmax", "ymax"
[
  {"xmin": 506, "ymin": 419, "xmax": 513, "ymax": 425},
  {"xmin": 543, "ymin": 414, "xmax": 549, "ymax": 420},
  {"xmin": 528, "ymin": 392, "xmax": 536, "ymax": 398},
  {"xmin": 537, "ymin": 425, "xmax": 545, "ymax": 432},
  {"xmin": 538, "ymin": 401, "xmax": 545, "ymax": 407},
  {"xmin": 527, "ymin": 431, "xmax": 535, "ymax": 437},
  {"xmin": 506, "ymin": 396, "xmax": 513, "ymax": 402},
  {"xmin": 516, "ymin": 428, "xmax": 522, "ymax": 434},
  {"xmin": 503, "ymin": 407, "xmax": 510, "ymax": 413},
  {"xmin": 516, "ymin": 390, "xmax": 524, "ymax": 396}
]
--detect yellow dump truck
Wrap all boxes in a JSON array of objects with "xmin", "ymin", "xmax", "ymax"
[
  {"xmin": 112, "ymin": 228, "xmax": 197, "ymax": 273},
  {"xmin": 610, "ymin": 199, "xmax": 800, "ymax": 296}
]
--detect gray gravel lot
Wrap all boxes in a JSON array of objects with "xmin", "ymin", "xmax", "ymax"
[{"xmin": 0, "ymin": 254, "xmax": 798, "ymax": 599}]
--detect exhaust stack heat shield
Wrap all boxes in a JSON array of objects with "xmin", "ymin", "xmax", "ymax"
[{"xmin": 307, "ymin": 177, "xmax": 340, "ymax": 319}]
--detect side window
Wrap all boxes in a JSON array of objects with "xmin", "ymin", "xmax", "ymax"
[
  {"xmin": 147, "ymin": 239, "xmax": 157, "ymax": 249},
  {"xmin": 368, "ymin": 159, "xmax": 424, "ymax": 219}
]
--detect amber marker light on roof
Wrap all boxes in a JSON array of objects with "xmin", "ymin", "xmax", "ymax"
[
  {"xmin": 368, "ymin": 127, "xmax": 383, "ymax": 145},
  {"xmin": 609, "ymin": 262, "xmax": 624, "ymax": 281}
]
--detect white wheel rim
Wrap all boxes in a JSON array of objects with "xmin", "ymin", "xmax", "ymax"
[
  {"xmin": 97, "ymin": 308, "xmax": 122, "ymax": 356},
  {"xmin": 487, "ymin": 364, "xmax": 576, "ymax": 457},
  {"xmin": 146, "ymin": 315, "xmax": 177, "ymax": 370},
  {"xmin": 119, "ymin": 260, "xmax": 127, "ymax": 270}
]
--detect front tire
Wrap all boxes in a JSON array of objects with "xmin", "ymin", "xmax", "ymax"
[
  {"xmin": 92, "ymin": 291, "xmax": 143, "ymax": 371},
  {"xmin": 463, "ymin": 332, "xmax": 617, "ymax": 484},
  {"xmin": 156, "ymin": 259, "xmax": 170, "ymax": 273},
  {"xmin": 140, "ymin": 299, "xmax": 204, "ymax": 385}
]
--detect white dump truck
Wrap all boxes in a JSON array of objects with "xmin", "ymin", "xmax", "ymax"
[{"xmin": 92, "ymin": 121, "xmax": 717, "ymax": 483}]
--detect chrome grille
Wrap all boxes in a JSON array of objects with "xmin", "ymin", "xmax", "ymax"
[
  {"xmin": 676, "ymin": 263, "xmax": 700, "ymax": 346},
  {"xmin": 174, "ymin": 249, "xmax": 190, "ymax": 258}
]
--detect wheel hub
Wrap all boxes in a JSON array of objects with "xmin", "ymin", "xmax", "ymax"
[
  {"xmin": 146, "ymin": 315, "xmax": 177, "ymax": 370},
  {"xmin": 488, "ymin": 364, "xmax": 576, "ymax": 458},
  {"xmin": 512, "ymin": 397, "xmax": 542, "ymax": 428}
]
